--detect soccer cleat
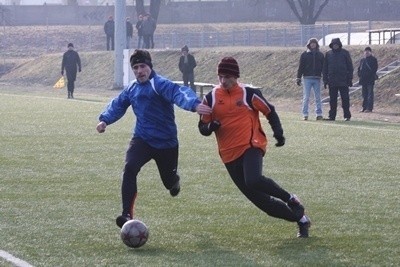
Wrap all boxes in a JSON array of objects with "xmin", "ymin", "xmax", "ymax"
[
  {"xmin": 116, "ymin": 214, "xmax": 131, "ymax": 229},
  {"xmin": 316, "ymin": 116, "xmax": 323, "ymax": 120},
  {"xmin": 288, "ymin": 194, "xmax": 305, "ymax": 219},
  {"xmin": 169, "ymin": 175, "xmax": 181, "ymax": 197},
  {"xmin": 297, "ymin": 215, "xmax": 311, "ymax": 238},
  {"xmin": 303, "ymin": 116, "xmax": 308, "ymax": 121},
  {"xmin": 344, "ymin": 118, "xmax": 351, "ymax": 121}
]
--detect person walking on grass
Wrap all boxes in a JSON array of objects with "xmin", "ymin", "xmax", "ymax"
[
  {"xmin": 296, "ymin": 38, "xmax": 325, "ymax": 121},
  {"xmin": 96, "ymin": 49, "xmax": 212, "ymax": 228},
  {"xmin": 357, "ymin": 46, "xmax": 378, "ymax": 113},
  {"xmin": 198, "ymin": 57, "xmax": 311, "ymax": 238},
  {"xmin": 323, "ymin": 38, "xmax": 354, "ymax": 121},
  {"xmin": 61, "ymin": 43, "xmax": 81, "ymax": 99}
]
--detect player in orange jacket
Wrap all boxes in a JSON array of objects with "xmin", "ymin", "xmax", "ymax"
[{"xmin": 198, "ymin": 57, "xmax": 311, "ymax": 238}]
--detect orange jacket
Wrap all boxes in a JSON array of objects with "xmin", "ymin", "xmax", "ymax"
[{"xmin": 199, "ymin": 83, "xmax": 284, "ymax": 163}]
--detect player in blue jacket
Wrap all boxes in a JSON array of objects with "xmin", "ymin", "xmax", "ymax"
[{"xmin": 96, "ymin": 49, "xmax": 211, "ymax": 228}]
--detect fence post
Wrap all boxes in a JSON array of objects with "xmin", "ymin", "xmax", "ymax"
[
  {"xmin": 283, "ymin": 28, "xmax": 287, "ymax": 47},
  {"xmin": 347, "ymin": 21, "xmax": 351, "ymax": 45}
]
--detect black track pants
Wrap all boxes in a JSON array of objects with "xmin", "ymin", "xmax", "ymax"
[
  {"xmin": 121, "ymin": 137, "xmax": 179, "ymax": 216},
  {"xmin": 224, "ymin": 148, "xmax": 299, "ymax": 222}
]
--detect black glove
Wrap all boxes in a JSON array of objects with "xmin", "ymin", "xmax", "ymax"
[
  {"xmin": 209, "ymin": 120, "xmax": 221, "ymax": 132},
  {"xmin": 296, "ymin": 78, "xmax": 301, "ymax": 86},
  {"xmin": 348, "ymin": 80, "xmax": 353, "ymax": 87},
  {"xmin": 324, "ymin": 82, "xmax": 328, "ymax": 89},
  {"xmin": 79, "ymin": 68, "xmax": 82, "ymax": 72},
  {"xmin": 61, "ymin": 71, "xmax": 64, "ymax": 76},
  {"xmin": 275, "ymin": 136, "xmax": 285, "ymax": 147}
]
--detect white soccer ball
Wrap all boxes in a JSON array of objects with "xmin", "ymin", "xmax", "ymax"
[{"xmin": 120, "ymin": 219, "xmax": 149, "ymax": 248}]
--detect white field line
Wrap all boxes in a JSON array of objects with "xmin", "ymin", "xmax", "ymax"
[
  {"xmin": 0, "ymin": 250, "xmax": 34, "ymax": 267},
  {"xmin": 0, "ymin": 93, "xmax": 107, "ymax": 104}
]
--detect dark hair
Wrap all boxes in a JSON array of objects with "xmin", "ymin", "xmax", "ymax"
[{"xmin": 364, "ymin": 47, "xmax": 372, "ymax": 52}]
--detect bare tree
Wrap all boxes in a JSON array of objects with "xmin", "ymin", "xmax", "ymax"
[
  {"xmin": 135, "ymin": 0, "xmax": 145, "ymax": 17},
  {"xmin": 67, "ymin": 0, "xmax": 78, "ymax": 5},
  {"xmin": 135, "ymin": 0, "xmax": 161, "ymax": 22},
  {"xmin": 285, "ymin": 0, "xmax": 329, "ymax": 25}
]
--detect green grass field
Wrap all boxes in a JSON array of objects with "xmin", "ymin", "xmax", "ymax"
[{"xmin": 1, "ymin": 87, "xmax": 399, "ymax": 267}]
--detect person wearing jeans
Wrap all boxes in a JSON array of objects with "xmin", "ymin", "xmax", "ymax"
[
  {"xmin": 357, "ymin": 47, "xmax": 378, "ymax": 113},
  {"xmin": 296, "ymin": 38, "xmax": 324, "ymax": 120}
]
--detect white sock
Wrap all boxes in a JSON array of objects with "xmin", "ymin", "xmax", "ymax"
[{"xmin": 299, "ymin": 216, "xmax": 308, "ymax": 223}]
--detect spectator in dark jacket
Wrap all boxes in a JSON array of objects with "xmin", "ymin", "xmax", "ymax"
[
  {"xmin": 135, "ymin": 14, "xmax": 144, "ymax": 49},
  {"xmin": 179, "ymin": 45, "xmax": 197, "ymax": 92},
  {"xmin": 61, "ymin": 43, "xmax": 81, "ymax": 99},
  {"xmin": 141, "ymin": 13, "xmax": 156, "ymax": 49},
  {"xmin": 104, "ymin": 16, "xmax": 115, "ymax": 51},
  {"xmin": 126, "ymin": 17, "xmax": 133, "ymax": 49},
  {"xmin": 323, "ymin": 38, "xmax": 354, "ymax": 121},
  {"xmin": 357, "ymin": 47, "xmax": 378, "ymax": 113},
  {"xmin": 296, "ymin": 38, "xmax": 325, "ymax": 120}
]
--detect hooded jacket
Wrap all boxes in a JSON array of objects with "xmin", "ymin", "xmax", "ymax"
[
  {"xmin": 323, "ymin": 38, "xmax": 354, "ymax": 87},
  {"xmin": 297, "ymin": 38, "xmax": 324, "ymax": 79}
]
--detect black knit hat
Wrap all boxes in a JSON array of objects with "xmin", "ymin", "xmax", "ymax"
[
  {"xmin": 181, "ymin": 45, "xmax": 189, "ymax": 52},
  {"xmin": 217, "ymin": 57, "xmax": 240, "ymax": 78},
  {"xmin": 67, "ymin": 43, "xmax": 74, "ymax": 48},
  {"xmin": 130, "ymin": 49, "xmax": 153, "ymax": 69}
]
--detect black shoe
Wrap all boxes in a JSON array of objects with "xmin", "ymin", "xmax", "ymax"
[
  {"xmin": 316, "ymin": 116, "xmax": 323, "ymax": 120},
  {"xmin": 288, "ymin": 194, "xmax": 305, "ymax": 220},
  {"xmin": 344, "ymin": 118, "xmax": 351, "ymax": 121},
  {"xmin": 303, "ymin": 116, "xmax": 308, "ymax": 121},
  {"xmin": 169, "ymin": 174, "xmax": 181, "ymax": 197},
  {"xmin": 297, "ymin": 215, "xmax": 311, "ymax": 238},
  {"xmin": 323, "ymin": 117, "xmax": 335, "ymax": 121},
  {"xmin": 116, "ymin": 214, "xmax": 131, "ymax": 228},
  {"xmin": 359, "ymin": 109, "xmax": 365, "ymax": 113}
]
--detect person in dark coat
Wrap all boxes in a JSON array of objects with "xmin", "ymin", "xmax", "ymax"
[
  {"xmin": 126, "ymin": 17, "xmax": 133, "ymax": 49},
  {"xmin": 357, "ymin": 47, "xmax": 378, "ymax": 112},
  {"xmin": 135, "ymin": 14, "xmax": 144, "ymax": 49},
  {"xmin": 61, "ymin": 43, "xmax": 81, "ymax": 99},
  {"xmin": 178, "ymin": 45, "xmax": 197, "ymax": 92},
  {"xmin": 323, "ymin": 38, "xmax": 354, "ymax": 121},
  {"xmin": 141, "ymin": 13, "xmax": 156, "ymax": 49},
  {"xmin": 296, "ymin": 38, "xmax": 325, "ymax": 120},
  {"xmin": 104, "ymin": 16, "xmax": 115, "ymax": 51}
]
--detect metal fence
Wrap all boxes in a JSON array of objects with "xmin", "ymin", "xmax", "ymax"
[
  {"xmin": 0, "ymin": 21, "xmax": 390, "ymax": 59},
  {"xmin": 154, "ymin": 21, "xmax": 373, "ymax": 49}
]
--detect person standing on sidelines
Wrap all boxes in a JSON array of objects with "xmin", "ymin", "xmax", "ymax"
[
  {"xmin": 126, "ymin": 17, "xmax": 133, "ymax": 49},
  {"xmin": 179, "ymin": 45, "xmax": 197, "ymax": 93},
  {"xmin": 104, "ymin": 16, "xmax": 115, "ymax": 51},
  {"xmin": 61, "ymin": 43, "xmax": 81, "ymax": 99},
  {"xmin": 198, "ymin": 57, "xmax": 311, "ymax": 238},
  {"xmin": 323, "ymin": 38, "xmax": 353, "ymax": 121},
  {"xmin": 357, "ymin": 47, "xmax": 378, "ymax": 113},
  {"xmin": 296, "ymin": 38, "xmax": 325, "ymax": 121},
  {"xmin": 96, "ymin": 49, "xmax": 212, "ymax": 228},
  {"xmin": 135, "ymin": 14, "xmax": 144, "ymax": 49}
]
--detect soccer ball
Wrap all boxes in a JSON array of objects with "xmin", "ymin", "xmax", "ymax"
[{"xmin": 120, "ymin": 219, "xmax": 149, "ymax": 248}]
